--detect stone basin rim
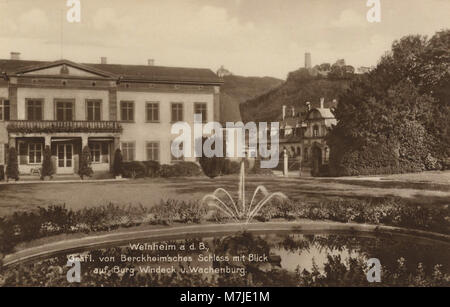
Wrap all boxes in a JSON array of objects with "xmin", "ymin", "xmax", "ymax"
[{"xmin": 2, "ymin": 220, "xmax": 450, "ymax": 268}]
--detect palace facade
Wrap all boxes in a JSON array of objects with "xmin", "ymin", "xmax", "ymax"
[{"xmin": 0, "ymin": 53, "xmax": 223, "ymax": 176}]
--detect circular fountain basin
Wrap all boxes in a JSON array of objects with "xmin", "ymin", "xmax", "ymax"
[
  {"xmin": 3, "ymin": 221, "xmax": 449, "ymax": 268},
  {"xmin": 2, "ymin": 222, "xmax": 449, "ymax": 287}
]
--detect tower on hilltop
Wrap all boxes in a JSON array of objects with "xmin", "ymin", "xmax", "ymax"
[{"xmin": 305, "ymin": 52, "xmax": 312, "ymax": 69}]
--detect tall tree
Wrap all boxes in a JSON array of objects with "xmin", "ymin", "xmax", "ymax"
[{"xmin": 328, "ymin": 30, "xmax": 449, "ymax": 176}]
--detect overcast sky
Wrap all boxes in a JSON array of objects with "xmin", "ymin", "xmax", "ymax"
[{"xmin": 0, "ymin": 0, "xmax": 448, "ymax": 79}]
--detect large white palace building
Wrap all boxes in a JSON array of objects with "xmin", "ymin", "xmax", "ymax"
[{"xmin": 0, "ymin": 53, "xmax": 225, "ymax": 175}]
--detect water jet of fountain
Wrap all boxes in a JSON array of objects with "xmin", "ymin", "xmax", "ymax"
[{"xmin": 202, "ymin": 159, "xmax": 288, "ymax": 224}]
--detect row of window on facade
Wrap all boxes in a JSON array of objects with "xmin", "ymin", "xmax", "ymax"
[
  {"xmin": 6, "ymin": 140, "xmax": 174, "ymax": 166},
  {"xmin": 279, "ymin": 125, "xmax": 321, "ymax": 138},
  {"xmin": 14, "ymin": 142, "xmax": 109, "ymax": 165},
  {"xmin": 0, "ymin": 99, "xmax": 208, "ymax": 122},
  {"xmin": 120, "ymin": 141, "xmax": 184, "ymax": 163}
]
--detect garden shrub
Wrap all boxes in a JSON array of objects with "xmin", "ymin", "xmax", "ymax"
[
  {"xmin": 159, "ymin": 165, "xmax": 176, "ymax": 178},
  {"xmin": 198, "ymin": 136, "xmax": 225, "ymax": 178},
  {"xmin": 424, "ymin": 153, "xmax": 441, "ymax": 171},
  {"xmin": 6, "ymin": 147, "xmax": 19, "ymax": 181},
  {"xmin": 0, "ymin": 217, "xmax": 15, "ymax": 253},
  {"xmin": 41, "ymin": 145, "xmax": 54, "ymax": 179},
  {"xmin": 210, "ymin": 210, "xmax": 230, "ymax": 223},
  {"xmin": 318, "ymin": 164, "xmax": 330, "ymax": 177},
  {"xmin": 199, "ymin": 156, "xmax": 224, "ymax": 178},
  {"xmin": 149, "ymin": 200, "xmax": 178, "ymax": 225},
  {"xmin": 38, "ymin": 205, "xmax": 74, "ymax": 234},
  {"xmin": 112, "ymin": 149, "xmax": 123, "ymax": 177},
  {"xmin": 79, "ymin": 146, "xmax": 93, "ymax": 179},
  {"xmin": 149, "ymin": 200, "xmax": 207, "ymax": 225},
  {"xmin": 122, "ymin": 161, "xmax": 147, "ymax": 179},
  {"xmin": 250, "ymin": 159, "xmax": 274, "ymax": 176},
  {"xmin": 329, "ymin": 138, "xmax": 402, "ymax": 176},
  {"xmin": 175, "ymin": 162, "xmax": 202, "ymax": 177},
  {"xmin": 221, "ymin": 160, "xmax": 241, "ymax": 175},
  {"xmin": 143, "ymin": 161, "xmax": 161, "ymax": 178},
  {"xmin": 10, "ymin": 211, "xmax": 42, "ymax": 243},
  {"xmin": 159, "ymin": 162, "xmax": 202, "ymax": 178}
]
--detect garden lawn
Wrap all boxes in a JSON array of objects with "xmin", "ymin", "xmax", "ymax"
[{"xmin": 0, "ymin": 170, "xmax": 449, "ymax": 216}]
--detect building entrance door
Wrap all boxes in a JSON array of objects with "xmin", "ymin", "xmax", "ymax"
[{"xmin": 57, "ymin": 143, "xmax": 73, "ymax": 174}]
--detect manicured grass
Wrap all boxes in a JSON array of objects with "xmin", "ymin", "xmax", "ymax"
[{"xmin": 0, "ymin": 171, "xmax": 449, "ymax": 216}]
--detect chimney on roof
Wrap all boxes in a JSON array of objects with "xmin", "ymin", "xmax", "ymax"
[
  {"xmin": 148, "ymin": 59, "xmax": 155, "ymax": 66},
  {"xmin": 10, "ymin": 52, "xmax": 21, "ymax": 60},
  {"xmin": 320, "ymin": 98, "xmax": 325, "ymax": 109},
  {"xmin": 101, "ymin": 57, "xmax": 107, "ymax": 64},
  {"xmin": 282, "ymin": 105, "xmax": 287, "ymax": 120}
]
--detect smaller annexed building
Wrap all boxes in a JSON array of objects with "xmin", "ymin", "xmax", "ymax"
[{"xmin": 278, "ymin": 98, "xmax": 337, "ymax": 171}]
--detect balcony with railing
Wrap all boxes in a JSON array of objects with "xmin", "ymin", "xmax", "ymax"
[{"xmin": 7, "ymin": 120, "xmax": 123, "ymax": 134}]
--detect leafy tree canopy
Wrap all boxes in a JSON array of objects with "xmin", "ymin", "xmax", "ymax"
[{"xmin": 328, "ymin": 30, "xmax": 450, "ymax": 176}]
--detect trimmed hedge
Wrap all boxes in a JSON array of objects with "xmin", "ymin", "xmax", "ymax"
[
  {"xmin": 143, "ymin": 161, "xmax": 161, "ymax": 178},
  {"xmin": 122, "ymin": 161, "xmax": 147, "ymax": 179},
  {"xmin": 250, "ymin": 159, "xmax": 274, "ymax": 176},
  {"xmin": 159, "ymin": 162, "xmax": 202, "ymax": 178},
  {"xmin": 199, "ymin": 156, "xmax": 225, "ymax": 178},
  {"xmin": 122, "ymin": 161, "xmax": 202, "ymax": 179},
  {"xmin": 221, "ymin": 160, "xmax": 241, "ymax": 175}
]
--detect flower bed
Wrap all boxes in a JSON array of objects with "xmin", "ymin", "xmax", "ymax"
[{"xmin": 0, "ymin": 197, "xmax": 448, "ymax": 255}]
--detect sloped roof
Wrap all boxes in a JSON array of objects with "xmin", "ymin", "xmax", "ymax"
[
  {"xmin": 220, "ymin": 93, "xmax": 242, "ymax": 123},
  {"xmin": 0, "ymin": 59, "xmax": 222, "ymax": 84},
  {"xmin": 280, "ymin": 116, "xmax": 302, "ymax": 128},
  {"xmin": 307, "ymin": 107, "xmax": 335, "ymax": 119}
]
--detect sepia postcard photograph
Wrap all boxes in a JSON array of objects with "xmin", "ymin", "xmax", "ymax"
[{"xmin": 0, "ymin": 0, "xmax": 449, "ymax": 297}]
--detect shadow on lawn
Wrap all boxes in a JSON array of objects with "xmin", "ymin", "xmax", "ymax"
[
  {"xmin": 174, "ymin": 179, "xmax": 449, "ymax": 207},
  {"xmin": 318, "ymin": 179, "xmax": 450, "ymax": 192}
]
